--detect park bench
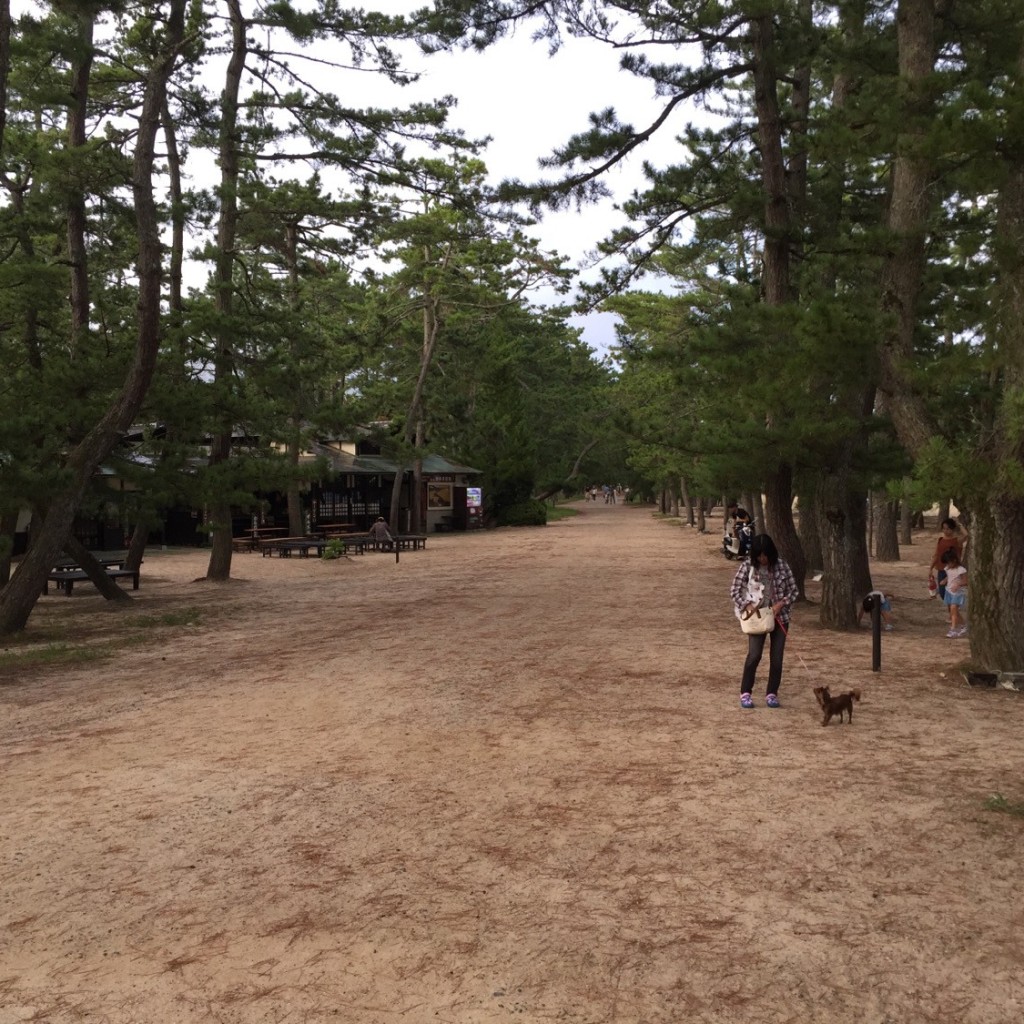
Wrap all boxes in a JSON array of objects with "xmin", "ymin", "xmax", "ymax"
[
  {"xmin": 235, "ymin": 527, "xmax": 289, "ymax": 553},
  {"xmin": 395, "ymin": 534, "xmax": 428, "ymax": 551},
  {"xmin": 313, "ymin": 522, "xmax": 358, "ymax": 538},
  {"xmin": 264, "ymin": 539, "xmax": 329, "ymax": 558},
  {"xmin": 45, "ymin": 566, "xmax": 140, "ymax": 597},
  {"xmin": 358, "ymin": 534, "xmax": 426, "ymax": 552}
]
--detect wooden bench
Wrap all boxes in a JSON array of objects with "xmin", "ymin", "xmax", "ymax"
[
  {"xmin": 395, "ymin": 534, "xmax": 428, "ymax": 551},
  {"xmin": 45, "ymin": 567, "xmax": 140, "ymax": 596},
  {"xmin": 53, "ymin": 554, "xmax": 127, "ymax": 571},
  {"xmin": 259, "ymin": 537, "xmax": 292, "ymax": 557},
  {"xmin": 267, "ymin": 539, "xmax": 329, "ymax": 558},
  {"xmin": 318, "ymin": 529, "xmax": 359, "ymax": 541},
  {"xmin": 314, "ymin": 522, "xmax": 358, "ymax": 537},
  {"xmin": 356, "ymin": 535, "xmax": 425, "ymax": 552}
]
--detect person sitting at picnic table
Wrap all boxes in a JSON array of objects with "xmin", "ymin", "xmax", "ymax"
[{"xmin": 367, "ymin": 516, "xmax": 394, "ymax": 550}]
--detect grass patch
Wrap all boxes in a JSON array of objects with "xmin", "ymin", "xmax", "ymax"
[
  {"xmin": 0, "ymin": 643, "xmax": 110, "ymax": 671},
  {"xmin": 652, "ymin": 512, "xmax": 688, "ymax": 525},
  {"xmin": 129, "ymin": 607, "xmax": 202, "ymax": 628},
  {"xmin": 546, "ymin": 506, "xmax": 580, "ymax": 522},
  {"xmin": 0, "ymin": 607, "xmax": 203, "ymax": 679},
  {"xmin": 984, "ymin": 793, "xmax": 1024, "ymax": 817}
]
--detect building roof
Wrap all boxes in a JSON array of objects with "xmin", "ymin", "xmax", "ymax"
[{"xmin": 307, "ymin": 442, "xmax": 480, "ymax": 477}]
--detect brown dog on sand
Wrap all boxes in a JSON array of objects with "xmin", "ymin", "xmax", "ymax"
[{"xmin": 813, "ymin": 685, "xmax": 861, "ymax": 726}]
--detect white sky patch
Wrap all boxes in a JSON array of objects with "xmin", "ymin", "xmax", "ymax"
[
  {"xmin": 13, "ymin": 0, "xmax": 706, "ymax": 355},
  {"xmin": 353, "ymin": 5, "xmax": 707, "ymax": 354}
]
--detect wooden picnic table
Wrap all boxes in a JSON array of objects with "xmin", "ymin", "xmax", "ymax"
[
  {"xmin": 234, "ymin": 527, "xmax": 289, "ymax": 552},
  {"xmin": 314, "ymin": 522, "xmax": 358, "ymax": 535},
  {"xmin": 45, "ymin": 564, "xmax": 140, "ymax": 596},
  {"xmin": 53, "ymin": 553, "xmax": 128, "ymax": 571},
  {"xmin": 260, "ymin": 537, "xmax": 328, "ymax": 557}
]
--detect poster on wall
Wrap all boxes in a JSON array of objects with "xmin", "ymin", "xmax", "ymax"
[{"xmin": 427, "ymin": 483, "xmax": 453, "ymax": 509}]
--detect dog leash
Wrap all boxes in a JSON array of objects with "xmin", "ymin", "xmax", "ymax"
[{"xmin": 775, "ymin": 616, "xmax": 824, "ymax": 689}]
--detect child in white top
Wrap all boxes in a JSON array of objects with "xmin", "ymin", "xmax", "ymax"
[{"xmin": 941, "ymin": 549, "xmax": 968, "ymax": 638}]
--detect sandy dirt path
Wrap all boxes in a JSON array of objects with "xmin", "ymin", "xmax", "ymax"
[{"xmin": 1, "ymin": 502, "xmax": 1022, "ymax": 1023}]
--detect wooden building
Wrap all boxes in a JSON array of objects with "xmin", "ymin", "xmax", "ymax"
[
  {"xmin": 10, "ymin": 434, "xmax": 482, "ymax": 555},
  {"xmin": 304, "ymin": 441, "xmax": 482, "ymax": 533}
]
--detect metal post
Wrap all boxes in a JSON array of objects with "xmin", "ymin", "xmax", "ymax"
[{"xmin": 867, "ymin": 590, "xmax": 883, "ymax": 672}]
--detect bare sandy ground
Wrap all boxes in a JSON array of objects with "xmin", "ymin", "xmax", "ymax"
[{"xmin": 1, "ymin": 502, "xmax": 1022, "ymax": 1024}]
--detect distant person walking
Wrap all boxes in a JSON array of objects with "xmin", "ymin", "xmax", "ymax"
[{"xmin": 730, "ymin": 534, "xmax": 799, "ymax": 710}]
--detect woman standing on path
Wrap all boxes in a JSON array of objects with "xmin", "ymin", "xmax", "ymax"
[
  {"xmin": 928, "ymin": 517, "xmax": 970, "ymax": 595},
  {"xmin": 730, "ymin": 534, "xmax": 799, "ymax": 709}
]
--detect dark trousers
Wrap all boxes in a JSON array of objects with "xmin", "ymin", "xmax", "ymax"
[{"xmin": 741, "ymin": 627, "xmax": 787, "ymax": 695}]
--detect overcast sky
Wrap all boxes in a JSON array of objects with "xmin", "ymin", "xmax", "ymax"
[
  {"xmin": 16, "ymin": 0, "xmax": 689, "ymax": 355},
  {"xmin": 368, "ymin": 4, "xmax": 689, "ymax": 355}
]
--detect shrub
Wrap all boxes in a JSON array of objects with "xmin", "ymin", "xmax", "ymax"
[
  {"xmin": 496, "ymin": 499, "xmax": 548, "ymax": 527},
  {"xmin": 321, "ymin": 538, "xmax": 347, "ymax": 560}
]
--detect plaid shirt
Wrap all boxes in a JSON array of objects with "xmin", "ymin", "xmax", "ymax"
[{"xmin": 730, "ymin": 558, "xmax": 799, "ymax": 627}]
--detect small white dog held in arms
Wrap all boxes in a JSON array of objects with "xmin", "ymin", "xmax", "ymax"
[{"xmin": 736, "ymin": 571, "xmax": 765, "ymax": 622}]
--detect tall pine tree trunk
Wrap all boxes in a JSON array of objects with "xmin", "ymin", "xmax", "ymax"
[
  {"xmin": 284, "ymin": 223, "xmax": 305, "ymax": 538},
  {"xmin": 802, "ymin": 0, "xmax": 875, "ymax": 617},
  {"xmin": 0, "ymin": 3, "xmax": 186, "ymax": 633},
  {"xmin": 764, "ymin": 467, "xmax": 805, "ymax": 598},
  {"xmin": 750, "ymin": 12, "xmax": 806, "ymax": 594},
  {"xmin": 680, "ymin": 478, "xmax": 694, "ymax": 526},
  {"xmin": 125, "ymin": 519, "xmax": 149, "ymax": 574},
  {"xmin": 0, "ymin": 0, "xmax": 10, "ymax": 155},
  {"xmin": 412, "ymin": 418, "xmax": 425, "ymax": 535},
  {"xmin": 900, "ymin": 490, "xmax": 914, "ymax": 545},
  {"xmin": 749, "ymin": 491, "xmax": 765, "ymax": 534},
  {"xmin": 205, "ymin": 0, "xmax": 246, "ymax": 581},
  {"xmin": 65, "ymin": 10, "xmax": 93, "ymax": 359},
  {"xmin": 815, "ymin": 462, "xmax": 869, "ymax": 629},
  {"xmin": 877, "ymin": 0, "xmax": 939, "ymax": 455},
  {"xmin": 973, "ymin": 35, "xmax": 1024, "ymax": 668},
  {"xmin": 873, "ymin": 496, "xmax": 900, "ymax": 561},
  {"xmin": 0, "ymin": 510, "xmax": 16, "ymax": 586},
  {"xmin": 387, "ymin": 268, "xmax": 443, "ymax": 533},
  {"xmin": 796, "ymin": 488, "xmax": 823, "ymax": 575},
  {"xmin": 874, "ymin": 1, "xmax": 1024, "ymax": 667},
  {"xmin": 970, "ymin": 500, "xmax": 1024, "ymax": 668},
  {"xmin": 286, "ymin": 428, "xmax": 304, "ymax": 537}
]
